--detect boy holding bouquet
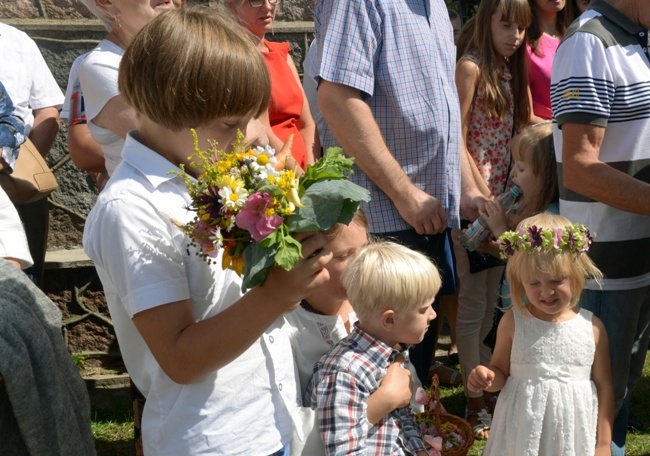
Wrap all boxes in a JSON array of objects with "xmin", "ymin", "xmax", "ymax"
[
  {"xmin": 83, "ymin": 8, "xmax": 332, "ymax": 455},
  {"xmin": 307, "ymin": 241, "xmax": 441, "ymax": 455}
]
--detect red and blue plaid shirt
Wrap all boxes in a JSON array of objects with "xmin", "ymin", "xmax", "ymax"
[{"xmin": 306, "ymin": 324, "xmax": 426, "ymax": 455}]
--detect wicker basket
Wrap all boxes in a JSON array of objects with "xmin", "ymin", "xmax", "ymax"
[{"xmin": 417, "ymin": 375, "xmax": 475, "ymax": 456}]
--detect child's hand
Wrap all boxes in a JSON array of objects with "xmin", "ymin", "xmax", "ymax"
[
  {"xmin": 467, "ymin": 365, "xmax": 495, "ymax": 393},
  {"xmin": 366, "ymin": 355, "xmax": 412, "ymax": 424},
  {"xmin": 262, "ymin": 231, "xmax": 332, "ymax": 310},
  {"xmin": 378, "ymin": 354, "xmax": 412, "ymax": 409},
  {"xmin": 480, "ymin": 199, "xmax": 508, "ymax": 238}
]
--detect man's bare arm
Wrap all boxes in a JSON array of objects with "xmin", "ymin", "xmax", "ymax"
[{"xmin": 562, "ymin": 123, "xmax": 650, "ymax": 215}]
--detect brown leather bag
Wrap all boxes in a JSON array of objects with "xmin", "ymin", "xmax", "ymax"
[{"xmin": 0, "ymin": 138, "xmax": 58, "ymax": 204}]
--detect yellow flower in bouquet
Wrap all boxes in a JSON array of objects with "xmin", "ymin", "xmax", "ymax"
[{"xmin": 175, "ymin": 130, "xmax": 370, "ymax": 290}]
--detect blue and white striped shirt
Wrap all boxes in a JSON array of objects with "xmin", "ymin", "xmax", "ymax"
[{"xmin": 551, "ymin": 0, "xmax": 650, "ymax": 290}]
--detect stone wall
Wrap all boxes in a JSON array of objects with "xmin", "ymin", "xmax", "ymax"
[{"xmin": 0, "ymin": 0, "xmax": 314, "ymax": 21}]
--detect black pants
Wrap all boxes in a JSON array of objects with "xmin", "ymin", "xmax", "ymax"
[
  {"xmin": 372, "ymin": 228, "xmax": 457, "ymax": 385},
  {"xmin": 16, "ymin": 197, "xmax": 49, "ymax": 287}
]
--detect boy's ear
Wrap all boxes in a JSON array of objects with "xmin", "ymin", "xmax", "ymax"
[{"xmin": 379, "ymin": 309, "xmax": 395, "ymax": 331}]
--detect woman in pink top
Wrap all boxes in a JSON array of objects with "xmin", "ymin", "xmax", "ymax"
[{"xmin": 526, "ymin": 0, "xmax": 573, "ymax": 120}]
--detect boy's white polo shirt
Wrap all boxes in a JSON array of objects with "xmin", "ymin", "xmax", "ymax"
[{"xmin": 84, "ymin": 132, "xmax": 299, "ymax": 455}]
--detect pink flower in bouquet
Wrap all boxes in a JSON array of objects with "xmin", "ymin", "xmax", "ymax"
[
  {"xmin": 193, "ymin": 218, "xmax": 221, "ymax": 258},
  {"xmin": 235, "ymin": 192, "xmax": 284, "ymax": 241}
]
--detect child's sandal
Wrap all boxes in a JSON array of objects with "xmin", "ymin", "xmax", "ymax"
[{"xmin": 465, "ymin": 406, "xmax": 491, "ymax": 440}]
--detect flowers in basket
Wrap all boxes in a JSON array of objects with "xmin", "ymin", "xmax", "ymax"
[
  {"xmin": 415, "ymin": 386, "xmax": 470, "ymax": 455},
  {"xmin": 174, "ymin": 130, "xmax": 370, "ymax": 290}
]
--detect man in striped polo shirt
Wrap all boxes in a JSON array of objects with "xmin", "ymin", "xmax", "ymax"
[{"xmin": 551, "ymin": 1, "xmax": 650, "ymax": 453}]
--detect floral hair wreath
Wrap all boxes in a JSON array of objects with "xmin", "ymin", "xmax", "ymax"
[{"xmin": 498, "ymin": 223, "xmax": 594, "ymax": 259}]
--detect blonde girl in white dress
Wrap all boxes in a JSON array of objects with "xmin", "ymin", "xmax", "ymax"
[{"xmin": 468, "ymin": 213, "xmax": 614, "ymax": 456}]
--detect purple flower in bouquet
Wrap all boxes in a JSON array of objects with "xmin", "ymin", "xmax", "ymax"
[
  {"xmin": 235, "ymin": 192, "xmax": 284, "ymax": 242},
  {"xmin": 198, "ymin": 186, "xmax": 223, "ymax": 219}
]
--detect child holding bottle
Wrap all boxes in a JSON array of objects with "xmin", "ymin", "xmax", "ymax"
[{"xmin": 479, "ymin": 121, "xmax": 559, "ymax": 254}]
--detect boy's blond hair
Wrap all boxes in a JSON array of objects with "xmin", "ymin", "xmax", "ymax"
[
  {"xmin": 506, "ymin": 213, "xmax": 603, "ymax": 314},
  {"xmin": 119, "ymin": 7, "xmax": 270, "ymax": 131},
  {"xmin": 341, "ymin": 241, "xmax": 441, "ymax": 321}
]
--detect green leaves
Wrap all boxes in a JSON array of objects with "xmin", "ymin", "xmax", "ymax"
[
  {"xmin": 240, "ymin": 147, "xmax": 370, "ymax": 291},
  {"xmin": 286, "ymin": 179, "xmax": 370, "ymax": 232},
  {"xmin": 242, "ymin": 240, "xmax": 275, "ymax": 291},
  {"xmin": 300, "ymin": 147, "xmax": 355, "ymax": 190},
  {"xmin": 241, "ymin": 225, "xmax": 303, "ymax": 290}
]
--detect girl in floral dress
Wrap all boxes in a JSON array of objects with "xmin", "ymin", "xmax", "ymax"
[{"xmin": 453, "ymin": 0, "xmax": 533, "ymax": 439}]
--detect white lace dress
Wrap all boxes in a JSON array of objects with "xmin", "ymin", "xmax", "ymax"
[{"xmin": 483, "ymin": 308, "xmax": 598, "ymax": 456}]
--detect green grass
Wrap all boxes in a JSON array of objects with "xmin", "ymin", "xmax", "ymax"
[
  {"xmin": 91, "ymin": 353, "xmax": 650, "ymax": 455},
  {"xmin": 90, "ymin": 392, "xmax": 135, "ymax": 456},
  {"xmin": 627, "ymin": 355, "xmax": 650, "ymax": 456},
  {"xmin": 92, "ymin": 420, "xmax": 134, "ymax": 456}
]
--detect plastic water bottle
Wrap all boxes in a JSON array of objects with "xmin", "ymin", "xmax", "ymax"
[{"xmin": 460, "ymin": 185, "xmax": 521, "ymax": 251}]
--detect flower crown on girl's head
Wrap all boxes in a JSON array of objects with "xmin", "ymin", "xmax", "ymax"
[{"xmin": 498, "ymin": 223, "xmax": 594, "ymax": 259}]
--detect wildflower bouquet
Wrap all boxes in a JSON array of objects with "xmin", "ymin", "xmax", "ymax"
[{"xmin": 175, "ymin": 131, "xmax": 370, "ymax": 291}]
